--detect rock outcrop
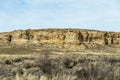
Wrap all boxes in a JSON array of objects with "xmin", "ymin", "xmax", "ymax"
[{"xmin": 0, "ymin": 29, "xmax": 120, "ymax": 50}]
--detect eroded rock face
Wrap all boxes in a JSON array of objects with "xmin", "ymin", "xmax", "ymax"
[{"xmin": 0, "ymin": 29, "xmax": 120, "ymax": 49}]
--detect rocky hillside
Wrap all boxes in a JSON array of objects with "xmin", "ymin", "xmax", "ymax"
[{"xmin": 0, "ymin": 29, "xmax": 120, "ymax": 50}]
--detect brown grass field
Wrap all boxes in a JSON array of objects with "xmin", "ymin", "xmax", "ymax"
[{"xmin": 0, "ymin": 47, "xmax": 120, "ymax": 80}]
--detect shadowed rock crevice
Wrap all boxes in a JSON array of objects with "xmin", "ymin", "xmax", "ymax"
[
  {"xmin": 7, "ymin": 35, "xmax": 12, "ymax": 42},
  {"xmin": 78, "ymin": 31, "xmax": 83, "ymax": 45}
]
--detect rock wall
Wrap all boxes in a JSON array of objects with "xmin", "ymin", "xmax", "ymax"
[{"xmin": 0, "ymin": 29, "xmax": 120, "ymax": 49}]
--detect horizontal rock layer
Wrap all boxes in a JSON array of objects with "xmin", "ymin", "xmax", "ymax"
[{"xmin": 0, "ymin": 29, "xmax": 120, "ymax": 50}]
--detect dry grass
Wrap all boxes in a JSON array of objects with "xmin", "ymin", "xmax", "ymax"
[
  {"xmin": 0, "ymin": 47, "xmax": 40, "ymax": 55},
  {"xmin": 0, "ymin": 49, "xmax": 119, "ymax": 80}
]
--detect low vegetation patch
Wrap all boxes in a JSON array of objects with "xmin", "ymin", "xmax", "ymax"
[{"xmin": 0, "ymin": 50, "xmax": 119, "ymax": 80}]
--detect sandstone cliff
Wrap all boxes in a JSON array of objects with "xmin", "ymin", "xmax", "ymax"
[{"xmin": 0, "ymin": 29, "xmax": 120, "ymax": 50}]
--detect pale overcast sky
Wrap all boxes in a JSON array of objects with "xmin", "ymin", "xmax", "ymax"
[{"xmin": 0, "ymin": 0, "xmax": 120, "ymax": 32}]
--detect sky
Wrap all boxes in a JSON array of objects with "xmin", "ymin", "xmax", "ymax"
[{"xmin": 0, "ymin": 0, "xmax": 120, "ymax": 32}]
